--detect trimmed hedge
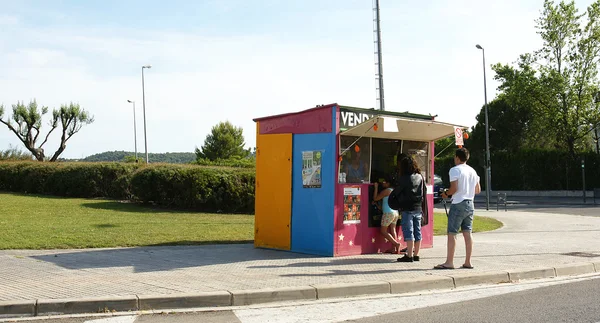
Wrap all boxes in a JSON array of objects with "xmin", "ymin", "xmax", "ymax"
[
  {"xmin": 0, "ymin": 162, "xmax": 139, "ymax": 199},
  {"xmin": 130, "ymin": 165, "xmax": 255, "ymax": 213},
  {"xmin": 0, "ymin": 162, "xmax": 255, "ymax": 213},
  {"xmin": 435, "ymin": 150, "xmax": 600, "ymax": 191}
]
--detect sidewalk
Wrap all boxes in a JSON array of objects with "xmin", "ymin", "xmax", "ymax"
[{"xmin": 1, "ymin": 210, "xmax": 600, "ymax": 316}]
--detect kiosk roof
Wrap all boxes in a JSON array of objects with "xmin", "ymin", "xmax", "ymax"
[
  {"xmin": 252, "ymin": 103, "xmax": 434, "ymax": 122},
  {"xmin": 341, "ymin": 115, "xmax": 467, "ymax": 142}
]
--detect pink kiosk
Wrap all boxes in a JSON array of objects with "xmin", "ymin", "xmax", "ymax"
[{"xmin": 253, "ymin": 103, "xmax": 464, "ymax": 257}]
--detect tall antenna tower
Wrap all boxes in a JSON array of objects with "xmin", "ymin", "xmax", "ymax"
[{"xmin": 373, "ymin": 0, "xmax": 385, "ymax": 111}]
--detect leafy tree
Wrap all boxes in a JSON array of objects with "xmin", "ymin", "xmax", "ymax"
[
  {"xmin": 196, "ymin": 121, "xmax": 249, "ymax": 161},
  {"xmin": 492, "ymin": 0, "xmax": 600, "ymax": 158},
  {"xmin": 469, "ymin": 97, "xmax": 536, "ymax": 153},
  {"xmin": 434, "ymin": 137, "xmax": 457, "ymax": 159},
  {"xmin": 0, "ymin": 100, "xmax": 94, "ymax": 161}
]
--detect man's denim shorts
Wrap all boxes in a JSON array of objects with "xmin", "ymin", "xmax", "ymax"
[{"xmin": 447, "ymin": 200, "xmax": 474, "ymax": 234}]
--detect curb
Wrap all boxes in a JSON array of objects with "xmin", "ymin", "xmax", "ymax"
[{"xmin": 2, "ymin": 261, "xmax": 599, "ymax": 318}]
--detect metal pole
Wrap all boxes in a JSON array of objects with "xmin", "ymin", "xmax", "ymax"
[
  {"xmin": 141, "ymin": 66, "xmax": 149, "ymax": 164},
  {"xmin": 375, "ymin": 0, "xmax": 385, "ymax": 111},
  {"xmin": 133, "ymin": 101, "xmax": 138, "ymax": 162},
  {"xmin": 582, "ymin": 158, "xmax": 586, "ymax": 203},
  {"xmin": 594, "ymin": 125, "xmax": 600, "ymax": 154},
  {"xmin": 477, "ymin": 45, "xmax": 491, "ymax": 211}
]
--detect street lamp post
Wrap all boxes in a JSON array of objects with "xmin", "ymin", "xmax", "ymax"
[
  {"xmin": 476, "ymin": 44, "xmax": 491, "ymax": 211},
  {"xmin": 141, "ymin": 65, "xmax": 151, "ymax": 164},
  {"xmin": 126, "ymin": 100, "xmax": 138, "ymax": 162}
]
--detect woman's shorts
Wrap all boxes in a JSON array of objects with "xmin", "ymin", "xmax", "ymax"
[{"xmin": 381, "ymin": 212, "xmax": 399, "ymax": 227}]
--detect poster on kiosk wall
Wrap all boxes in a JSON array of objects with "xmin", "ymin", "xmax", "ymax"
[
  {"xmin": 301, "ymin": 151, "xmax": 322, "ymax": 188},
  {"xmin": 343, "ymin": 186, "xmax": 361, "ymax": 224}
]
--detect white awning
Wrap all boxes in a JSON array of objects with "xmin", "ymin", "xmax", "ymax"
[{"xmin": 340, "ymin": 116, "xmax": 467, "ymax": 142}]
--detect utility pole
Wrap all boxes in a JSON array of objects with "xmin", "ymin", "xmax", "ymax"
[
  {"xmin": 582, "ymin": 158, "xmax": 586, "ymax": 204},
  {"xmin": 141, "ymin": 65, "xmax": 151, "ymax": 164},
  {"xmin": 126, "ymin": 100, "xmax": 138, "ymax": 162},
  {"xmin": 595, "ymin": 126, "xmax": 599, "ymax": 154},
  {"xmin": 373, "ymin": 0, "xmax": 385, "ymax": 111},
  {"xmin": 476, "ymin": 44, "xmax": 491, "ymax": 211}
]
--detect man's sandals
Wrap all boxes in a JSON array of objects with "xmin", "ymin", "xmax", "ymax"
[{"xmin": 434, "ymin": 264, "xmax": 474, "ymax": 269}]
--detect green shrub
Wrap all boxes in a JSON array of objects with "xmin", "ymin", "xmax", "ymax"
[
  {"xmin": 0, "ymin": 161, "xmax": 256, "ymax": 213},
  {"xmin": 0, "ymin": 161, "xmax": 139, "ymax": 198},
  {"xmin": 130, "ymin": 165, "xmax": 255, "ymax": 213}
]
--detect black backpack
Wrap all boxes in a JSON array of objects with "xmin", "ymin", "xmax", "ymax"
[{"xmin": 388, "ymin": 175, "xmax": 424, "ymax": 211}]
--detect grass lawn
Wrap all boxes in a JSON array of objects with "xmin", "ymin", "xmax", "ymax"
[
  {"xmin": 0, "ymin": 192, "xmax": 502, "ymax": 250},
  {"xmin": 0, "ymin": 192, "xmax": 254, "ymax": 249},
  {"xmin": 433, "ymin": 212, "xmax": 502, "ymax": 236}
]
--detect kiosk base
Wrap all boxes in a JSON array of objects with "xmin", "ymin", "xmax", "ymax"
[{"xmin": 334, "ymin": 183, "xmax": 434, "ymax": 257}]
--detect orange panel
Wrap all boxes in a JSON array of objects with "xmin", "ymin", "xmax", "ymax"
[{"xmin": 255, "ymin": 127, "xmax": 292, "ymax": 250}]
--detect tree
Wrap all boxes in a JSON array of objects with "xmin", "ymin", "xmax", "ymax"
[
  {"xmin": 493, "ymin": 0, "xmax": 600, "ymax": 157},
  {"xmin": 195, "ymin": 121, "xmax": 249, "ymax": 161},
  {"xmin": 0, "ymin": 100, "xmax": 94, "ymax": 161},
  {"xmin": 434, "ymin": 137, "xmax": 457, "ymax": 159},
  {"xmin": 469, "ymin": 97, "xmax": 537, "ymax": 153}
]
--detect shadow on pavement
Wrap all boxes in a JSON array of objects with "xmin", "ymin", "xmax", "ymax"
[
  {"xmin": 31, "ymin": 244, "xmax": 315, "ymax": 273},
  {"xmin": 30, "ymin": 245, "xmax": 439, "ymax": 274},
  {"xmin": 248, "ymin": 257, "xmax": 400, "ymax": 268},
  {"xmin": 280, "ymin": 268, "xmax": 427, "ymax": 277}
]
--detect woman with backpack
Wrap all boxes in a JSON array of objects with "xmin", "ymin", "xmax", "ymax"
[{"xmin": 394, "ymin": 155, "xmax": 425, "ymax": 263}]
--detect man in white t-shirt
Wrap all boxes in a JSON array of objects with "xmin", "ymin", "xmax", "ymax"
[{"xmin": 434, "ymin": 148, "xmax": 481, "ymax": 270}]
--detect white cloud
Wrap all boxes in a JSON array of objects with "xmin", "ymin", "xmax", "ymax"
[{"xmin": 0, "ymin": 15, "xmax": 19, "ymax": 25}]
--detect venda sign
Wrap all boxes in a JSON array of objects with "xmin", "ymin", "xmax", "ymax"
[{"xmin": 339, "ymin": 108, "xmax": 374, "ymax": 131}]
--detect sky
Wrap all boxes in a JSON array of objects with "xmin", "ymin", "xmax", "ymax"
[{"xmin": 0, "ymin": 0, "xmax": 595, "ymax": 158}]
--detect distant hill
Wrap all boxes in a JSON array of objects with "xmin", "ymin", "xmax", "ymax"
[{"xmin": 80, "ymin": 151, "xmax": 196, "ymax": 164}]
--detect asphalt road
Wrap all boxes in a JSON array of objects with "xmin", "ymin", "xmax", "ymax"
[
  {"xmin": 347, "ymin": 275, "xmax": 600, "ymax": 323},
  {"xmin": 514, "ymin": 206, "xmax": 600, "ymax": 217},
  {"xmin": 435, "ymin": 196, "xmax": 600, "ymax": 217}
]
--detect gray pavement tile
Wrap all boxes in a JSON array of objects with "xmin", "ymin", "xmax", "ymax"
[{"xmin": 0, "ymin": 211, "xmax": 600, "ymax": 301}]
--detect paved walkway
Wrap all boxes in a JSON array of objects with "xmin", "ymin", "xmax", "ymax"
[{"xmin": 1, "ymin": 210, "xmax": 600, "ymax": 301}]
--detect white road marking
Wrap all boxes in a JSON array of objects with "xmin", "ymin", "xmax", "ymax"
[
  {"xmin": 234, "ymin": 274, "xmax": 600, "ymax": 323},
  {"xmin": 84, "ymin": 315, "xmax": 138, "ymax": 323}
]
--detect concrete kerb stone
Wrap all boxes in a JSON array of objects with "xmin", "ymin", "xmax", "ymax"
[
  {"xmin": 36, "ymin": 295, "xmax": 138, "ymax": 316},
  {"xmin": 312, "ymin": 281, "xmax": 391, "ymax": 299},
  {"xmin": 389, "ymin": 276, "xmax": 455, "ymax": 294},
  {"xmin": 2, "ymin": 263, "xmax": 600, "ymax": 317},
  {"xmin": 554, "ymin": 263, "xmax": 596, "ymax": 277},
  {"xmin": 449, "ymin": 271, "xmax": 511, "ymax": 288},
  {"xmin": 138, "ymin": 291, "xmax": 232, "ymax": 310},
  {"xmin": 231, "ymin": 286, "xmax": 316, "ymax": 306},
  {"xmin": 0, "ymin": 300, "xmax": 35, "ymax": 318},
  {"xmin": 507, "ymin": 267, "xmax": 556, "ymax": 282}
]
